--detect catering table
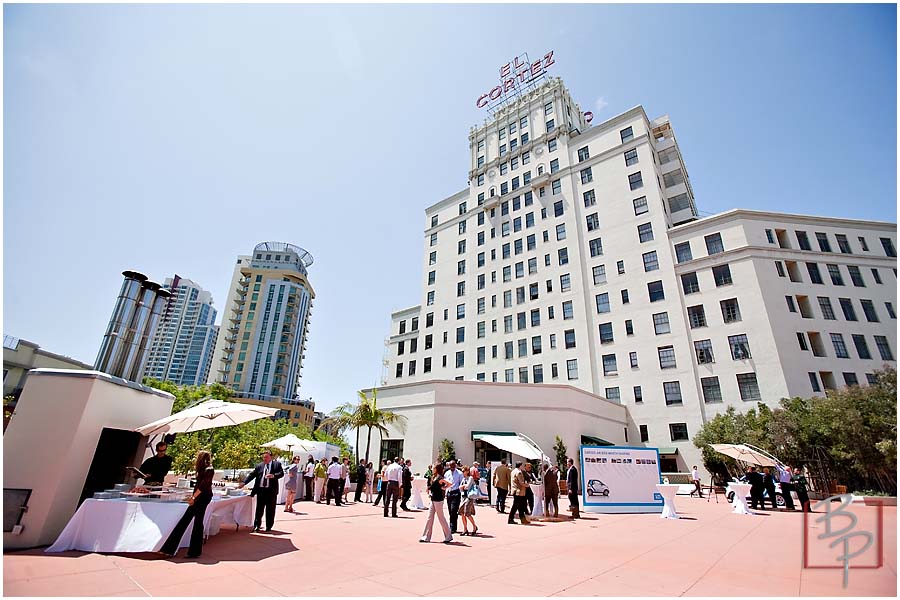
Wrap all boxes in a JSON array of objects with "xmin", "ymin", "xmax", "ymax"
[
  {"xmin": 655, "ymin": 484, "xmax": 681, "ymax": 519},
  {"xmin": 727, "ymin": 483, "xmax": 754, "ymax": 515},
  {"xmin": 46, "ymin": 495, "xmax": 254, "ymax": 553},
  {"xmin": 529, "ymin": 483, "xmax": 544, "ymax": 517},
  {"xmin": 410, "ymin": 478, "xmax": 427, "ymax": 509}
]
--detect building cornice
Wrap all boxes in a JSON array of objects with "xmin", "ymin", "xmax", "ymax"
[
  {"xmin": 424, "ymin": 188, "xmax": 469, "ymax": 216},
  {"xmin": 391, "ymin": 305, "xmax": 422, "ymax": 319},
  {"xmin": 669, "ymin": 208, "xmax": 897, "ymax": 235},
  {"xmin": 672, "ymin": 243, "xmax": 898, "ymax": 272}
]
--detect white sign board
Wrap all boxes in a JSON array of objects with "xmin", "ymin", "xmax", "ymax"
[{"xmin": 580, "ymin": 446, "xmax": 664, "ymax": 514}]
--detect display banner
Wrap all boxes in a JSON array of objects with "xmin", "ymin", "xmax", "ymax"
[{"xmin": 580, "ymin": 446, "xmax": 664, "ymax": 514}]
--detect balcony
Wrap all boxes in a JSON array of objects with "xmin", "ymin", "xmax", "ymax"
[{"xmin": 530, "ymin": 172, "xmax": 550, "ymax": 189}]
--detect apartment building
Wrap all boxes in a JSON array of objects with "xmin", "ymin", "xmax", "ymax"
[
  {"xmin": 381, "ymin": 77, "xmax": 897, "ymax": 472},
  {"xmin": 144, "ymin": 277, "xmax": 219, "ymax": 386},
  {"xmin": 209, "ymin": 242, "xmax": 316, "ymax": 427}
]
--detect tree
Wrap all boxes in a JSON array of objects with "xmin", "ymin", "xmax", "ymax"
[
  {"xmin": 318, "ymin": 389, "xmax": 407, "ymax": 463},
  {"xmin": 553, "ymin": 435, "xmax": 568, "ymax": 470},
  {"xmin": 438, "ymin": 438, "xmax": 456, "ymax": 463}
]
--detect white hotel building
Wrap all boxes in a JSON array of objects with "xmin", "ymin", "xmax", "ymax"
[{"xmin": 377, "ymin": 78, "xmax": 897, "ymax": 473}]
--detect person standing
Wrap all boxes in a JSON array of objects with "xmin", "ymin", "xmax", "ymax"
[
  {"xmin": 746, "ymin": 466, "xmax": 765, "ymax": 510},
  {"xmin": 763, "ymin": 467, "xmax": 778, "ymax": 510},
  {"xmin": 419, "ymin": 462, "xmax": 453, "ymax": 543},
  {"xmin": 493, "ymin": 459, "xmax": 511, "ymax": 513},
  {"xmin": 566, "ymin": 458, "xmax": 580, "ymax": 519},
  {"xmin": 458, "ymin": 466, "xmax": 480, "ymax": 536},
  {"xmin": 284, "ymin": 455, "xmax": 301, "ymax": 513},
  {"xmin": 400, "ymin": 459, "xmax": 413, "ymax": 511},
  {"xmin": 792, "ymin": 467, "xmax": 812, "ymax": 512},
  {"xmin": 778, "ymin": 465, "xmax": 796, "ymax": 511},
  {"xmin": 691, "ymin": 465, "xmax": 704, "ymax": 498},
  {"xmin": 508, "ymin": 462, "xmax": 529, "ymax": 525},
  {"xmin": 314, "ymin": 458, "xmax": 327, "ymax": 503},
  {"xmin": 160, "ymin": 450, "xmax": 214, "ymax": 558},
  {"xmin": 326, "ymin": 456, "xmax": 343, "ymax": 505},
  {"xmin": 354, "ymin": 458, "xmax": 368, "ymax": 503},
  {"xmin": 542, "ymin": 463, "xmax": 560, "ymax": 518},
  {"xmin": 373, "ymin": 459, "xmax": 389, "ymax": 506},
  {"xmin": 139, "ymin": 441, "xmax": 174, "ymax": 486},
  {"xmin": 240, "ymin": 450, "xmax": 284, "ymax": 532},
  {"xmin": 303, "ymin": 455, "xmax": 315, "ymax": 501},
  {"xmin": 340, "ymin": 457, "xmax": 351, "ymax": 503},
  {"xmin": 383, "ymin": 456, "xmax": 403, "ymax": 517},
  {"xmin": 365, "ymin": 462, "xmax": 375, "ymax": 502},
  {"xmin": 443, "ymin": 460, "xmax": 464, "ymax": 533},
  {"xmin": 523, "ymin": 463, "xmax": 535, "ymax": 514}
]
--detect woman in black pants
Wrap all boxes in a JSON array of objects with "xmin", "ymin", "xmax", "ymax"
[{"xmin": 160, "ymin": 450, "xmax": 214, "ymax": 559}]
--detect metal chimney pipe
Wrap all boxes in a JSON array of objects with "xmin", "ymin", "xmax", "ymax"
[
  {"xmin": 117, "ymin": 281, "xmax": 158, "ymax": 381},
  {"xmin": 94, "ymin": 271, "xmax": 147, "ymax": 376},
  {"xmin": 129, "ymin": 283, "xmax": 171, "ymax": 382}
]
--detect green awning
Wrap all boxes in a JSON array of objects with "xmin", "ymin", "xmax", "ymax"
[
  {"xmin": 471, "ymin": 431, "xmax": 517, "ymax": 440},
  {"xmin": 581, "ymin": 435, "xmax": 613, "ymax": 446},
  {"xmin": 657, "ymin": 447, "xmax": 679, "ymax": 455}
]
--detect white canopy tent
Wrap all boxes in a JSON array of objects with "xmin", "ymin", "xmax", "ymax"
[
  {"xmin": 261, "ymin": 434, "xmax": 318, "ymax": 455},
  {"xmin": 475, "ymin": 433, "xmax": 550, "ymax": 463}
]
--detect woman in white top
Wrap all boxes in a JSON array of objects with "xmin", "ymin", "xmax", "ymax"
[{"xmin": 365, "ymin": 462, "xmax": 375, "ymax": 502}]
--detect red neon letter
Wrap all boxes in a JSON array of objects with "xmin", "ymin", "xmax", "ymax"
[
  {"xmin": 514, "ymin": 56, "xmax": 526, "ymax": 70},
  {"xmin": 544, "ymin": 50, "xmax": 555, "ymax": 69},
  {"xmin": 504, "ymin": 78, "xmax": 516, "ymax": 92},
  {"xmin": 489, "ymin": 85, "xmax": 503, "ymax": 101},
  {"xmin": 531, "ymin": 61, "xmax": 543, "ymax": 77},
  {"xmin": 476, "ymin": 94, "xmax": 490, "ymax": 108},
  {"xmin": 500, "ymin": 62, "xmax": 511, "ymax": 78}
]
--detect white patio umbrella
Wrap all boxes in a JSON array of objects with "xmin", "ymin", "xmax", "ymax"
[
  {"xmin": 709, "ymin": 443, "xmax": 777, "ymax": 467},
  {"xmin": 261, "ymin": 434, "xmax": 317, "ymax": 455},
  {"xmin": 135, "ymin": 399, "xmax": 278, "ymax": 436}
]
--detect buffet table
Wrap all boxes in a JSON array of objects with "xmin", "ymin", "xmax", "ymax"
[{"xmin": 46, "ymin": 495, "xmax": 254, "ymax": 553}]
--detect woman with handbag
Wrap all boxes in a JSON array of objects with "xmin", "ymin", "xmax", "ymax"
[
  {"xmin": 458, "ymin": 465, "xmax": 480, "ymax": 536},
  {"xmin": 160, "ymin": 450, "xmax": 214, "ymax": 559}
]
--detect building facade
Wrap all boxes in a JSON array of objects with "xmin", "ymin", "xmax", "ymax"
[
  {"xmin": 144, "ymin": 277, "xmax": 219, "ymax": 387},
  {"xmin": 209, "ymin": 242, "xmax": 316, "ymax": 427},
  {"xmin": 382, "ymin": 77, "xmax": 897, "ymax": 473}
]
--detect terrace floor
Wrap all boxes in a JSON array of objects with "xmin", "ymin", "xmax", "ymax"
[{"xmin": 4, "ymin": 494, "xmax": 896, "ymax": 596}]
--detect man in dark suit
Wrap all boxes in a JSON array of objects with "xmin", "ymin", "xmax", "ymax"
[
  {"xmin": 400, "ymin": 459, "xmax": 413, "ymax": 511},
  {"xmin": 762, "ymin": 467, "xmax": 778, "ymax": 510},
  {"xmin": 354, "ymin": 458, "xmax": 368, "ymax": 503},
  {"xmin": 566, "ymin": 458, "xmax": 580, "ymax": 519},
  {"xmin": 240, "ymin": 450, "xmax": 284, "ymax": 532},
  {"xmin": 746, "ymin": 466, "xmax": 765, "ymax": 510}
]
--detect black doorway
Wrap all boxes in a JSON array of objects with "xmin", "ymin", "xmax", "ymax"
[{"xmin": 79, "ymin": 427, "xmax": 143, "ymax": 504}]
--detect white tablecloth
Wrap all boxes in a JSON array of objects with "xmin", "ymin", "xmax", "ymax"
[
  {"xmin": 656, "ymin": 484, "xmax": 681, "ymax": 519},
  {"xmin": 46, "ymin": 495, "xmax": 254, "ymax": 553},
  {"xmin": 529, "ymin": 483, "xmax": 544, "ymax": 517},
  {"xmin": 727, "ymin": 483, "xmax": 754, "ymax": 515},
  {"xmin": 411, "ymin": 478, "xmax": 427, "ymax": 509}
]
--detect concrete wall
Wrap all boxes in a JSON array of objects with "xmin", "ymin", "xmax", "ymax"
[{"xmin": 3, "ymin": 369, "xmax": 173, "ymax": 549}]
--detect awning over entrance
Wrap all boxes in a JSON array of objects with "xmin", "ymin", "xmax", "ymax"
[
  {"xmin": 657, "ymin": 447, "xmax": 679, "ymax": 456},
  {"xmin": 472, "ymin": 432, "xmax": 547, "ymax": 461},
  {"xmin": 581, "ymin": 435, "xmax": 613, "ymax": 446}
]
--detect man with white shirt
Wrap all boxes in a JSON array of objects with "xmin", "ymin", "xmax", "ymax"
[
  {"xmin": 303, "ymin": 455, "xmax": 315, "ymax": 501},
  {"xmin": 383, "ymin": 456, "xmax": 404, "ymax": 517},
  {"xmin": 777, "ymin": 464, "xmax": 795, "ymax": 510},
  {"xmin": 240, "ymin": 451, "xmax": 284, "ymax": 532},
  {"xmin": 691, "ymin": 465, "xmax": 704, "ymax": 498},
  {"xmin": 326, "ymin": 456, "xmax": 344, "ymax": 506},
  {"xmin": 443, "ymin": 460, "xmax": 464, "ymax": 533}
]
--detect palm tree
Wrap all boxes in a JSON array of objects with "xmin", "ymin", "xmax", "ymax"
[
  {"xmin": 317, "ymin": 401, "xmax": 363, "ymax": 460},
  {"xmin": 317, "ymin": 389, "xmax": 407, "ymax": 463}
]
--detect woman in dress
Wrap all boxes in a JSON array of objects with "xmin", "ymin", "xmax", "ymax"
[
  {"xmin": 458, "ymin": 465, "xmax": 479, "ymax": 536},
  {"xmin": 284, "ymin": 455, "xmax": 301, "ymax": 513},
  {"xmin": 342, "ymin": 457, "xmax": 352, "ymax": 503},
  {"xmin": 419, "ymin": 462, "xmax": 453, "ymax": 544},
  {"xmin": 365, "ymin": 461, "xmax": 375, "ymax": 502},
  {"xmin": 160, "ymin": 450, "xmax": 214, "ymax": 559}
]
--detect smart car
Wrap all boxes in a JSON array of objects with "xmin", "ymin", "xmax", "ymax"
[
  {"xmin": 586, "ymin": 479, "xmax": 610, "ymax": 496},
  {"xmin": 726, "ymin": 482, "xmax": 800, "ymax": 508}
]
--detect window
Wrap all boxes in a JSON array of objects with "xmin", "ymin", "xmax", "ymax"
[
  {"xmin": 426, "ymin": 291, "xmax": 434, "ymax": 305},
  {"xmin": 797, "ymin": 332, "xmax": 809, "ymax": 351},
  {"xmin": 815, "ymin": 232, "xmax": 832, "ymax": 253},
  {"xmin": 562, "ymin": 300, "xmax": 574, "ymax": 320},
  {"xmin": 533, "ymin": 364, "xmax": 544, "ymax": 383},
  {"xmin": 589, "ymin": 238, "xmax": 604, "ymax": 257},
  {"xmin": 818, "ymin": 297, "xmax": 836, "ymax": 320},
  {"xmin": 629, "ymin": 351, "xmax": 639, "ymax": 369},
  {"xmin": 532, "ymin": 335, "xmax": 542, "ymax": 354},
  {"xmin": 556, "ymin": 223, "xmax": 567, "ymax": 241},
  {"xmin": 830, "ymin": 333, "xmax": 849, "ymax": 358},
  {"xmin": 664, "ymin": 382, "xmax": 683, "ymax": 406},
  {"xmin": 775, "ymin": 261, "xmax": 785, "ymax": 277},
  {"xmin": 786, "ymin": 296, "xmax": 797, "ymax": 313},
  {"xmin": 729, "ymin": 334, "xmax": 751, "ymax": 360},
  {"xmin": 457, "ymin": 281, "xmax": 465, "ymax": 297},
  {"xmin": 681, "ymin": 272, "xmax": 700, "ymax": 294},
  {"xmin": 504, "ymin": 341, "xmax": 514, "ymax": 359},
  {"xmin": 633, "ymin": 196, "xmax": 648, "ymax": 215},
  {"xmin": 517, "ymin": 312, "xmax": 527, "ymax": 330},
  {"xmin": 859, "ymin": 236, "xmax": 870, "ymax": 251},
  {"xmin": 458, "ymin": 260, "xmax": 466, "ymax": 275},
  {"xmin": 454, "ymin": 326, "xmax": 465, "ymax": 344},
  {"xmin": 624, "ymin": 148, "xmax": 638, "ymax": 166},
  {"xmin": 765, "ymin": 229, "xmax": 775, "ymax": 244},
  {"xmin": 550, "ymin": 158, "xmax": 559, "ymax": 174},
  {"xmin": 648, "ymin": 280, "xmax": 665, "ymax": 302},
  {"xmin": 642, "ymin": 251, "xmax": 659, "ymax": 272},
  {"xmin": 736, "ymin": 373, "xmax": 761, "ymax": 401},
  {"xmin": 620, "ymin": 126, "xmax": 634, "ymax": 143},
  {"xmin": 852, "ymin": 335, "xmax": 871, "ymax": 359},
  {"xmin": 653, "ymin": 312, "xmax": 670, "ymax": 334},
  {"xmin": 617, "ymin": 260, "xmax": 625, "ymax": 275},
  {"xmin": 584, "ymin": 190, "xmax": 596, "ymax": 207},
  {"xmin": 621, "ymin": 289, "xmax": 630, "ymax": 304},
  {"xmin": 635, "ymin": 224, "xmax": 655, "ymax": 245},
  {"xmin": 687, "ymin": 305, "xmax": 707, "ymax": 329},
  {"xmin": 455, "ymin": 351, "xmax": 465, "ymax": 368},
  {"xmin": 880, "ymin": 237, "xmax": 896, "ymax": 257},
  {"xmin": 430, "ymin": 215, "xmax": 438, "ymax": 228},
  {"xmin": 580, "ymin": 167, "xmax": 593, "ymax": 184},
  {"xmin": 796, "ymin": 231, "xmax": 812, "ymax": 251},
  {"xmin": 559, "ymin": 273, "xmax": 571, "ymax": 292},
  {"xmin": 429, "ymin": 251, "xmax": 437, "ymax": 265},
  {"xmin": 548, "ymin": 137, "xmax": 557, "ymax": 151},
  {"xmin": 564, "ymin": 329, "xmax": 576, "ymax": 349},
  {"xmin": 847, "ymin": 265, "xmax": 865, "ymax": 287},
  {"xmin": 839, "ymin": 298, "xmax": 857, "ymax": 321},
  {"xmin": 826, "ymin": 264, "xmax": 844, "ymax": 286},
  {"xmin": 721, "ymin": 298, "xmax": 741, "ymax": 323},
  {"xmin": 599, "ymin": 322, "xmax": 614, "ymax": 344},
  {"xmin": 861, "ymin": 299, "xmax": 879, "ymax": 322},
  {"xmin": 658, "ymin": 346, "xmax": 676, "ymax": 369},
  {"xmin": 808, "ymin": 372, "xmax": 821, "ymax": 392},
  {"xmin": 577, "ymin": 146, "xmax": 590, "ymax": 161},
  {"xmin": 586, "ymin": 213, "xmax": 599, "ymax": 231},
  {"xmin": 886, "ymin": 301, "xmax": 896, "ymax": 319},
  {"xmin": 638, "ymin": 424, "xmax": 649, "ymax": 442},
  {"xmin": 566, "ymin": 359, "xmax": 578, "ymax": 380},
  {"xmin": 674, "ymin": 242, "xmax": 692, "ymax": 263},
  {"xmin": 632, "ymin": 386, "xmax": 643, "ymax": 403},
  {"xmin": 705, "ymin": 233, "xmax": 725, "ymax": 255},
  {"xmin": 843, "ymin": 372, "xmax": 859, "ymax": 387},
  {"xmin": 426, "ymin": 312, "xmax": 434, "ymax": 327},
  {"xmin": 395, "ymin": 362, "xmax": 403, "ymax": 378},
  {"xmin": 593, "ymin": 265, "xmax": 607, "ymax": 285},
  {"xmin": 596, "ymin": 293, "xmax": 610, "ymax": 313},
  {"xmin": 698, "ymin": 377, "xmax": 722, "ymax": 403},
  {"xmin": 428, "ymin": 270, "xmax": 436, "ymax": 285},
  {"xmin": 628, "ymin": 172, "xmax": 643, "ymax": 190},
  {"xmin": 625, "ymin": 319, "xmax": 634, "ymax": 335},
  {"xmin": 872, "ymin": 268, "xmax": 882, "ymax": 284},
  {"xmin": 458, "ymin": 239, "xmax": 466, "ymax": 254},
  {"xmin": 836, "ymin": 234, "xmax": 852, "ymax": 254},
  {"xmin": 459, "ymin": 220, "xmax": 467, "ymax": 235},
  {"xmin": 695, "ymin": 339, "xmax": 714, "ymax": 364},
  {"xmin": 875, "ymin": 336, "xmax": 894, "ymax": 360},
  {"xmin": 558, "ymin": 248, "xmax": 569, "ymax": 265},
  {"xmin": 806, "ymin": 262, "xmax": 823, "ymax": 284},
  {"xmin": 518, "ymin": 339, "xmax": 528, "ymax": 357}
]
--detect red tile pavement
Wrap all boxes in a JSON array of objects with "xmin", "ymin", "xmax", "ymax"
[{"xmin": 3, "ymin": 496, "xmax": 896, "ymax": 597}]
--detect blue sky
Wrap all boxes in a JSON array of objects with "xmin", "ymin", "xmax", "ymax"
[{"xmin": 5, "ymin": 3, "xmax": 896, "ymax": 415}]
